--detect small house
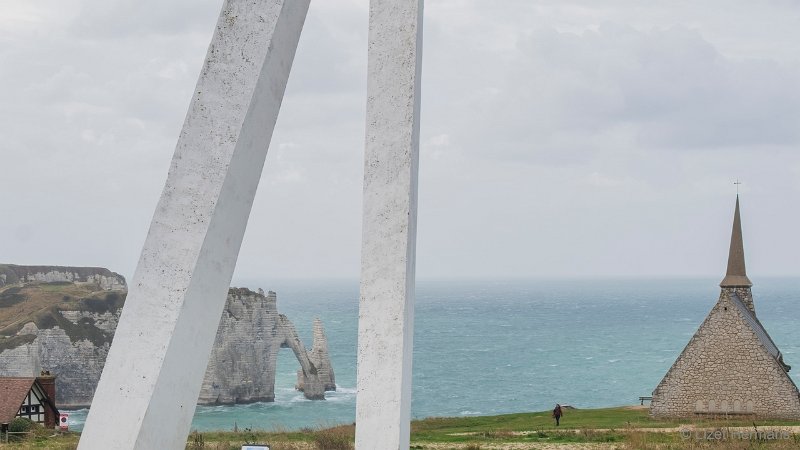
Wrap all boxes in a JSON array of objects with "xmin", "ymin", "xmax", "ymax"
[{"xmin": 0, "ymin": 374, "xmax": 60, "ymax": 428}]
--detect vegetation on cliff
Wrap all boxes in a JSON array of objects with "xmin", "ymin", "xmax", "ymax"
[{"xmin": 0, "ymin": 282, "xmax": 125, "ymax": 351}]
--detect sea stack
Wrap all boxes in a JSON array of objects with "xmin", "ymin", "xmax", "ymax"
[
  {"xmin": 650, "ymin": 196, "xmax": 800, "ymax": 418},
  {"xmin": 297, "ymin": 318, "xmax": 336, "ymax": 392}
]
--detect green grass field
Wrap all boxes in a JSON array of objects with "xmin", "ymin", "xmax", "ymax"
[{"xmin": 4, "ymin": 406, "xmax": 800, "ymax": 449}]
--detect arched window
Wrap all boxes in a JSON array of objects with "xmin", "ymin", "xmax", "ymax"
[{"xmin": 695, "ymin": 400, "xmax": 705, "ymax": 412}]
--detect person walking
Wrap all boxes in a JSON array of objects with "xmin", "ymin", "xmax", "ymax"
[{"xmin": 552, "ymin": 404, "xmax": 563, "ymax": 426}]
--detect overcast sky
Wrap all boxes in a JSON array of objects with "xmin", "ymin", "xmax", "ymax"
[{"xmin": 1, "ymin": 1, "xmax": 799, "ymax": 283}]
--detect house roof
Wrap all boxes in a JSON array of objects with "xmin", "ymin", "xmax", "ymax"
[
  {"xmin": 720, "ymin": 195, "xmax": 753, "ymax": 287},
  {"xmin": 729, "ymin": 291, "xmax": 790, "ymax": 372},
  {"xmin": 0, "ymin": 377, "xmax": 35, "ymax": 423}
]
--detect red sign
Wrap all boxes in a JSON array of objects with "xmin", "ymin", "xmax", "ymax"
[{"xmin": 59, "ymin": 413, "xmax": 69, "ymax": 431}]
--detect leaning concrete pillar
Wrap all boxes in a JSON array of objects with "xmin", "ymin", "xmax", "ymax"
[
  {"xmin": 355, "ymin": 0, "xmax": 423, "ymax": 448},
  {"xmin": 77, "ymin": 1, "xmax": 309, "ymax": 449}
]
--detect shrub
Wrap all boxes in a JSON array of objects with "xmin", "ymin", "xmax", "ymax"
[
  {"xmin": 313, "ymin": 427, "xmax": 353, "ymax": 450},
  {"xmin": 188, "ymin": 430, "xmax": 205, "ymax": 449},
  {"xmin": 9, "ymin": 417, "xmax": 34, "ymax": 433},
  {"xmin": 7, "ymin": 417, "xmax": 34, "ymax": 442}
]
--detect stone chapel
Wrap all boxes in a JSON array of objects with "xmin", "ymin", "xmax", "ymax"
[{"xmin": 650, "ymin": 196, "xmax": 800, "ymax": 418}]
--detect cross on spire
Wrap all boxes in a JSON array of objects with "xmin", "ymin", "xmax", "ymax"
[{"xmin": 734, "ymin": 179, "xmax": 742, "ymax": 195}]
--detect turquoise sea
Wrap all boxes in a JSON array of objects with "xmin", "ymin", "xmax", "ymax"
[{"xmin": 65, "ymin": 278, "xmax": 800, "ymax": 432}]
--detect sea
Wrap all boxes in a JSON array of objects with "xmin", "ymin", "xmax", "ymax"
[{"xmin": 64, "ymin": 277, "xmax": 800, "ymax": 432}]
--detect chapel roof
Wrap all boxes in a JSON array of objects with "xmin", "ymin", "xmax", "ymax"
[
  {"xmin": 720, "ymin": 195, "xmax": 753, "ymax": 288},
  {"xmin": 729, "ymin": 291, "xmax": 790, "ymax": 372}
]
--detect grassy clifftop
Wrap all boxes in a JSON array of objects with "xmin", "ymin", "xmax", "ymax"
[
  {"xmin": 0, "ymin": 281, "xmax": 126, "ymax": 351},
  {"xmin": 4, "ymin": 406, "xmax": 800, "ymax": 449}
]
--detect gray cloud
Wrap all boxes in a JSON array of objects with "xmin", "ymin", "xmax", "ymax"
[
  {"xmin": 1, "ymin": 1, "xmax": 798, "ymax": 281},
  {"xmin": 423, "ymin": 22, "xmax": 800, "ymax": 167},
  {"xmin": 70, "ymin": 0, "xmax": 221, "ymax": 38}
]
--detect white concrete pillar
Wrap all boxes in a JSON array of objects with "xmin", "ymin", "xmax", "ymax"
[
  {"xmin": 355, "ymin": 0, "xmax": 423, "ymax": 448},
  {"xmin": 77, "ymin": 1, "xmax": 309, "ymax": 449}
]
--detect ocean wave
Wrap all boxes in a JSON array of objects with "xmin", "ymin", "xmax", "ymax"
[
  {"xmin": 288, "ymin": 394, "xmax": 310, "ymax": 403},
  {"xmin": 195, "ymin": 405, "xmax": 229, "ymax": 414}
]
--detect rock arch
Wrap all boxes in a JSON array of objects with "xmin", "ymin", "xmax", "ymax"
[{"xmin": 198, "ymin": 289, "xmax": 332, "ymax": 405}]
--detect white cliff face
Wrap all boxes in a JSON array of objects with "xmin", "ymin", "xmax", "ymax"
[
  {"xmin": 0, "ymin": 278, "xmax": 333, "ymax": 407},
  {"xmin": 21, "ymin": 271, "xmax": 124, "ymax": 291},
  {"xmin": 198, "ymin": 289, "xmax": 328, "ymax": 404},
  {"xmin": 0, "ymin": 316, "xmax": 115, "ymax": 408},
  {"xmin": 0, "ymin": 265, "xmax": 127, "ymax": 291},
  {"xmin": 198, "ymin": 289, "xmax": 279, "ymax": 404}
]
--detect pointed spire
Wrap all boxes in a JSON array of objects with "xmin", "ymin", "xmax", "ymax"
[{"xmin": 720, "ymin": 195, "xmax": 753, "ymax": 287}]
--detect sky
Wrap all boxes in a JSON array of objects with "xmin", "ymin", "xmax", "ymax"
[{"xmin": 1, "ymin": 0, "xmax": 799, "ymax": 282}]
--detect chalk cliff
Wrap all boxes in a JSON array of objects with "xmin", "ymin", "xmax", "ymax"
[
  {"xmin": 0, "ymin": 264, "xmax": 126, "ymax": 291},
  {"xmin": 198, "ymin": 288, "xmax": 332, "ymax": 404},
  {"xmin": 0, "ymin": 266, "xmax": 126, "ymax": 408},
  {"xmin": 0, "ymin": 267, "xmax": 334, "ymax": 407},
  {"xmin": 297, "ymin": 318, "xmax": 336, "ymax": 393}
]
